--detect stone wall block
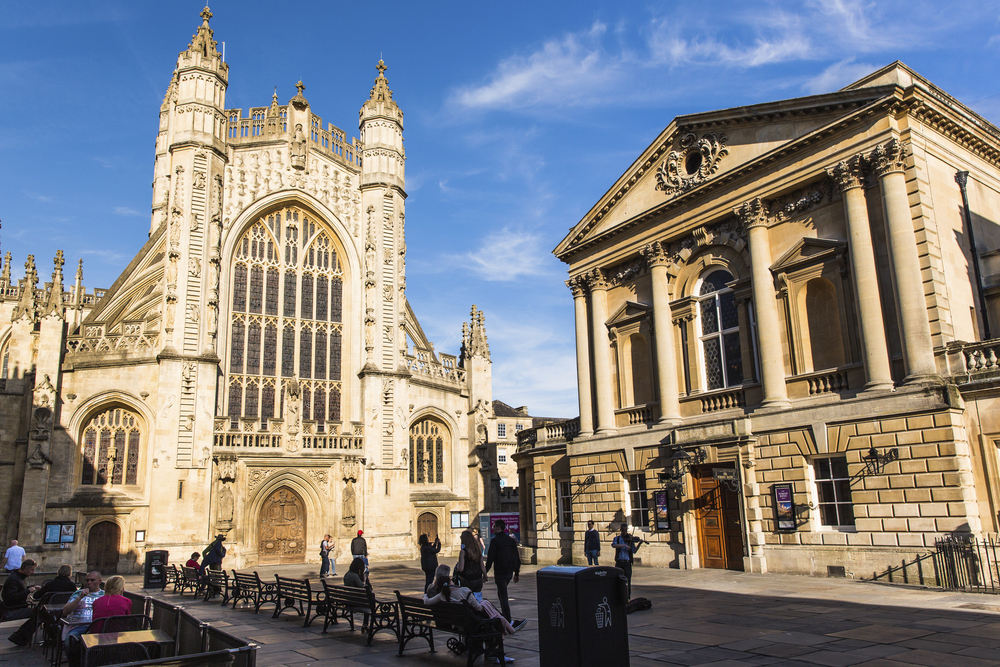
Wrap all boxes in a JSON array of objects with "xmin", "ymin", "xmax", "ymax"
[
  {"xmin": 898, "ymin": 459, "xmax": 927, "ymax": 474},
  {"xmin": 908, "ymin": 517, "xmax": 936, "ymax": 532},
  {"xmin": 867, "ymin": 504, "xmax": 893, "ymax": 517},
  {"xmin": 878, "ymin": 489, "xmax": 905, "ymax": 503},
  {"xmin": 769, "ymin": 432, "xmax": 789, "ymax": 445},
  {"xmin": 936, "ymin": 517, "xmax": 973, "ymax": 532},
  {"xmin": 802, "ymin": 532, "xmax": 824, "ymax": 545},
  {"xmin": 851, "ymin": 490, "xmax": 879, "ymax": 504},
  {"xmin": 917, "ymin": 502, "xmax": 949, "ymax": 517},
  {"xmin": 781, "ymin": 468, "xmax": 805, "ymax": 481},
  {"xmin": 892, "ymin": 504, "xmax": 920, "ymax": 517},
  {"xmin": 907, "ymin": 415, "xmax": 935, "ymax": 430},
  {"xmin": 880, "ymin": 418, "xmax": 907, "ymax": 432},
  {"xmin": 854, "ymin": 518, "xmax": 882, "ymax": 532},
  {"xmin": 821, "ymin": 532, "xmax": 848, "ymax": 545},
  {"xmin": 779, "ymin": 533, "xmax": 801, "ymax": 545},
  {"xmin": 871, "ymin": 433, "xmax": 897, "ymax": 448},
  {"xmin": 897, "ymin": 533, "xmax": 925, "ymax": 547},
  {"xmin": 914, "ymin": 473, "xmax": 944, "ymax": 488},
  {"xmin": 937, "ymin": 442, "xmax": 957, "ymax": 456},
  {"xmin": 903, "ymin": 488, "xmax": 931, "ymax": 503},
  {"xmin": 931, "ymin": 487, "xmax": 965, "ymax": 502},
  {"xmin": 871, "ymin": 533, "xmax": 899, "ymax": 546},
  {"xmin": 886, "ymin": 475, "xmax": 913, "ymax": 489},
  {"xmin": 926, "ymin": 458, "xmax": 961, "ymax": 473},
  {"xmin": 847, "ymin": 532, "xmax": 873, "ymax": 546},
  {"xmin": 948, "ymin": 501, "xmax": 979, "ymax": 517},
  {"xmin": 922, "ymin": 427, "xmax": 955, "ymax": 443},
  {"xmin": 882, "ymin": 518, "xmax": 908, "ymax": 532},
  {"xmin": 779, "ymin": 445, "xmax": 803, "ymax": 457},
  {"xmin": 895, "ymin": 431, "xmax": 922, "ymax": 446},
  {"xmin": 909, "ymin": 444, "xmax": 939, "ymax": 459},
  {"xmin": 764, "ymin": 534, "xmax": 780, "ymax": 545},
  {"xmin": 856, "ymin": 421, "xmax": 880, "ymax": 435}
]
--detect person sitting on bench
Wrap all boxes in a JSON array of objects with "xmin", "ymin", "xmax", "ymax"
[{"xmin": 424, "ymin": 564, "xmax": 525, "ymax": 635}]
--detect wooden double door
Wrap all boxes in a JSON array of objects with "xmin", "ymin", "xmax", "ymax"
[
  {"xmin": 692, "ymin": 464, "xmax": 745, "ymax": 571},
  {"xmin": 259, "ymin": 487, "xmax": 307, "ymax": 564},
  {"xmin": 87, "ymin": 521, "xmax": 121, "ymax": 574}
]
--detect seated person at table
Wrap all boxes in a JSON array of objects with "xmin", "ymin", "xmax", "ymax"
[
  {"xmin": 342, "ymin": 558, "xmax": 370, "ymax": 631},
  {"xmin": 3, "ymin": 558, "xmax": 41, "ymax": 647},
  {"xmin": 423, "ymin": 564, "xmax": 521, "ymax": 636},
  {"xmin": 62, "ymin": 572, "xmax": 103, "ymax": 667},
  {"xmin": 91, "ymin": 576, "xmax": 130, "ymax": 624},
  {"xmin": 185, "ymin": 552, "xmax": 201, "ymax": 569},
  {"xmin": 34, "ymin": 564, "xmax": 78, "ymax": 600}
]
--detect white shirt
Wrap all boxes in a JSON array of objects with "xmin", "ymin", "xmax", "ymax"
[{"xmin": 3, "ymin": 545, "xmax": 25, "ymax": 569}]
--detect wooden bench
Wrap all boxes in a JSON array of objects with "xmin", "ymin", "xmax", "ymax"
[
  {"xmin": 272, "ymin": 576, "xmax": 324, "ymax": 627},
  {"xmin": 230, "ymin": 571, "xmax": 276, "ymax": 614},
  {"xmin": 394, "ymin": 591, "xmax": 506, "ymax": 667},
  {"xmin": 162, "ymin": 565, "xmax": 179, "ymax": 591},
  {"xmin": 177, "ymin": 567, "xmax": 202, "ymax": 597},
  {"xmin": 319, "ymin": 580, "xmax": 399, "ymax": 645},
  {"xmin": 199, "ymin": 569, "xmax": 231, "ymax": 605}
]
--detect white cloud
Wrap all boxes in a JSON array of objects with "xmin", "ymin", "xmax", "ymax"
[
  {"xmin": 802, "ymin": 58, "xmax": 880, "ymax": 94},
  {"xmin": 445, "ymin": 227, "xmax": 555, "ymax": 283},
  {"xmin": 451, "ymin": 22, "xmax": 625, "ymax": 111},
  {"xmin": 114, "ymin": 206, "xmax": 143, "ymax": 216}
]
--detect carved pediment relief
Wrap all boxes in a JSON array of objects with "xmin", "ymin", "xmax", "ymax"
[
  {"xmin": 770, "ymin": 238, "xmax": 846, "ymax": 275},
  {"xmin": 606, "ymin": 300, "xmax": 653, "ymax": 328},
  {"xmin": 655, "ymin": 132, "xmax": 729, "ymax": 198}
]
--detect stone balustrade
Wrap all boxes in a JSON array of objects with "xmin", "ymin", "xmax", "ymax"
[
  {"xmin": 948, "ymin": 339, "xmax": 1000, "ymax": 380},
  {"xmin": 516, "ymin": 417, "xmax": 580, "ymax": 452},
  {"xmin": 405, "ymin": 351, "xmax": 466, "ymax": 384},
  {"xmin": 614, "ymin": 404, "xmax": 658, "ymax": 427},
  {"xmin": 213, "ymin": 417, "xmax": 364, "ymax": 451}
]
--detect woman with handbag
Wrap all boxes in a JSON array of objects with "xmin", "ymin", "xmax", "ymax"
[{"xmin": 454, "ymin": 529, "xmax": 487, "ymax": 601}]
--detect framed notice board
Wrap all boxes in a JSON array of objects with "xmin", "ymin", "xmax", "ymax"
[{"xmin": 772, "ymin": 483, "xmax": 795, "ymax": 532}]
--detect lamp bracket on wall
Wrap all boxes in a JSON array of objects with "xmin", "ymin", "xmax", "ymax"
[{"xmin": 862, "ymin": 447, "xmax": 897, "ymax": 476}]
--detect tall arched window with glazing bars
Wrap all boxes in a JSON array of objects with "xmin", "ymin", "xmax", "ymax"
[
  {"xmin": 80, "ymin": 407, "xmax": 143, "ymax": 486},
  {"xmin": 227, "ymin": 206, "xmax": 344, "ymax": 430},
  {"xmin": 409, "ymin": 418, "xmax": 446, "ymax": 484}
]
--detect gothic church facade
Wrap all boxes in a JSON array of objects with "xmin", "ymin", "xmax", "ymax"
[{"xmin": 0, "ymin": 9, "xmax": 502, "ymax": 573}]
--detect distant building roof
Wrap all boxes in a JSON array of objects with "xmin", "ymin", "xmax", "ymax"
[{"xmin": 492, "ymin": 400, "xmax": 530, "ymax": 418}]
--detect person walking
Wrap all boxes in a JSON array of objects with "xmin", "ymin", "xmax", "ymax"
[
  {"xmin": 584, "ymin": 520, "xmax": 601, "ymax": 565},
  {"xmin": 351, "ymin": 530, "xmax": 369, "ymax": 578},
  {"xmin": 418, "ymin": 534, "xmax": 441, "ymax": 592},
  {"xmin": 455, "ymin": 529, "xmax": 486, "ymax": 601},
  {"xmin": 3, "ymin": 559, "xmax": 41, "ymax": 647},
  {"xmin": 484, "ymin": 519, "xmax": 520, "ymax": 622},
  {"xmin": 320, "ymin": 534, "xmax": 335, "ymax": 578},
  {"xmin": 201, "ymin": 534, "xmax": 226, "ymax": 573},
  {"xmin": 611, "ymin": 523, "xmax": 643, "ymax": 598},
  {"xmin": 2, "ymin": 540, "xmax": 26, "ymax": 573}
]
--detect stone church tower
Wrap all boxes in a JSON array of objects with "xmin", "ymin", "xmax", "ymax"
[{"xmin": 0, "ymin": 8, "xmax": 498, "ymax": 572}]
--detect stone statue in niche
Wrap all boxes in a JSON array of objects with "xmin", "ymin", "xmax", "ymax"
[
  {"xmin": 342, "ymin": 477, "xmax": 356, "ymax": 522},
  {"xmin": 291, "ymin": 125, "xmax": 307, "ymax": 170},
  {"xmin": 218, "ymin": 483, "xmax": 234, "ymax": 522}
]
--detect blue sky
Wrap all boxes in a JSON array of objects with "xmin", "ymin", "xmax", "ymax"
[{"xmin": 2, "ymin": 1, "xmax": 1000, "ymax": 417}]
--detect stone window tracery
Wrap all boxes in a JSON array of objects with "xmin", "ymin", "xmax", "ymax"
[
  {"xmin": 226, "ymin": 205, "xmax": 345, "ymax": 427},
  {"xmin": 409, "ymin": 418, "xmax": 447, "ymax": 485},
  {"xmin": 80, "ymin": 407, "xmax": 143, "ymax": 487}
]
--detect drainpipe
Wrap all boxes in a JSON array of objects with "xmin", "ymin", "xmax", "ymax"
[{"xmin": 956, "ymin": 171, "xmax": 991, "ymax": 340}]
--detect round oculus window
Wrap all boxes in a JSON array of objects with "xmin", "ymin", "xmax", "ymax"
[{"xmin": 685, "ymin": 152, "xmax": 703, "ymax": 175}]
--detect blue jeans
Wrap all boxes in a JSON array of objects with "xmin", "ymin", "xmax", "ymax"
[
  {"xmin": 320, "ymin": 553, "xmax": 331, "ymax": 577},
  {"xmin": 585, "ymin": 550, "xmax": 600, "ymax": 565}
]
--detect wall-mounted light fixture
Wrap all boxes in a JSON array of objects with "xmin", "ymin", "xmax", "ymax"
[
  {"xmin": 658, "ymin": 447, "xmax": 708, "ymax": 497},
  {"xmin": 862, "ymin": 447, "xmax": 898, "ymax": 476}
]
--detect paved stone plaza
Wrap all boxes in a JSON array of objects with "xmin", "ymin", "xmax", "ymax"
[{"xmin": 4, "ymin": 562, "xmax": 1000, "ymax": 666}]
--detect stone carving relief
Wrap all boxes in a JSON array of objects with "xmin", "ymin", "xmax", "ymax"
[
  {"xmin": 765, "ymin": 180, "xmax": 835, "ymax": 224},
  {"xmin": 215, "ymin": 452, "xmax": 238, "ymax": 482},
  {"xmin": 247, "ymin": 467, "xmax": 274, "ymax": 493},
  {"xmin": 284, "ymin": 379, "xmax": 301, "ymax": 451},
  {"xmin": 655, "ymin": 132, "xmax": 729, "ymax": 197},
  {"xmin": 307, "ymin": 469, "xmax": 329, "ymax": 486},
  {"xmin": 218, "ymin": 483, "xmax": 235, "ymax": 523}
]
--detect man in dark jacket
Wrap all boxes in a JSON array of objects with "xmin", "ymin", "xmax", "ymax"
[
  {"xmin": 201, "ymin": 535, "xmax": 226, "ymax": 573},
  {"xmin": 584, "ymin": 520, "xmax": 601, "ymax": 565},
  {"xmin": 484, "ymin": 520, "xmax": 520, "ymax": 621},
  {"xmin": 3, "ymin": 559, "xmax": 41, "ymax": 646},
  {"xmin": 351, "ymin": 530, "xmax": 369, "ymax": 579}
]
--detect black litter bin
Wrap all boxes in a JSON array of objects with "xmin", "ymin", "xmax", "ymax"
[
  {"xmin": 143, "ymin": 550, "xmax": 169, "ymax": 590},
  {"xmin": 536, "ymin": 565, "xmax": 629, "ymax": 667}
]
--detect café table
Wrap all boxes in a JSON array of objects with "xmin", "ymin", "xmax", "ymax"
[{"xmin": 80, "ymin": 629, "xmax": 173, "ymax": 667}]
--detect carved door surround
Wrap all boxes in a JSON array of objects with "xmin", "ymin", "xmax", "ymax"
[{"xmin": 258, "ymin": 486, "xmax": 307, "ymax": 564}]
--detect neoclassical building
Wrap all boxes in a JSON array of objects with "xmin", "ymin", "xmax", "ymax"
[
  {"xmin": 515, "ymin": 62, "xmax": 1000, "ymax": 577},
  {"xmin": 0, "ymin": 8, "xmax": 507, "ymax": 573}
]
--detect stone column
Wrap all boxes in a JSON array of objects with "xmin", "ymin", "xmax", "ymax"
[
  {"xmin": 735, "ymin": 199, "xmax": 789, "ymax": 409},
  {"xmin": 568, "ymin": 277, "xmax": 594, "ymax": 437},
  {"xmin": 586, "ymin": 269, "xmax": 617, "ymax": 435},
  {"xmin": 828, "ymin": 156, "xmax": 894, "ymax": 391},
  {"xmin": 641, "ymin": 242, "xmax": 681, "ymax": 424},
  {"xmin": 871, "ymin": 138, "xmax": 936, "ymax": 381}
]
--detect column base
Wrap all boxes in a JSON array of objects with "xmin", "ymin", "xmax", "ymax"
[
  {"xmin": 761, "ymin": 398, "xmax": 791, "ymax": 410},
  {"xmin": 903, "ymin": 373, "xmax": 942, "ymax": 386},
  {"xmin": 595, "ymin": 427, "xmax": 618, "ymax": 436},
  {"xmin": 862, "ymin": 380, "xmax": 895, "ymax": 393},
  {"xmin": 657, "ymin": 416, "xmax": 682, "ymax": 427},
  {"xmin": 576, "ymin": 430, "xmax": 594, "ymax": 439}
]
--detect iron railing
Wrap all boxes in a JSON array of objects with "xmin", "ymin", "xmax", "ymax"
[{"xmin": 934, "ymin": 535, "xmax": 1000, "ymax": 593}]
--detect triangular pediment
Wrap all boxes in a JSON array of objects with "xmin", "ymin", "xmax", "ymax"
[
  {"xmin": 606, "ymin": 301, "xmax": 652, "ymax": 327},
  {"xmin": 82, "ymin": 224, "xmax": 166, "ymax": 333},
  {"xmin": 770, "ymin": 237, "xmax": 846, "ymax": 274},
  {"xmin": 554, "ymin": 71, "xmax": 900, "ymax": 261}
]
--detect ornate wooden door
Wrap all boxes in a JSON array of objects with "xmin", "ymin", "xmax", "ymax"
[
  {"xmin": 258, "ymin": 486, "xmax": 307, "ymax": 564},
  {"xmin": 693, "ymin": 465, "xmax": 744, "ymax": 571},
  {"xmin": 417, "ymin": 512, "xmax": 438, "ymax": 542},
  {"xmin": 87, "ymin": 521, "xmax": 121, "ymax": 574}
]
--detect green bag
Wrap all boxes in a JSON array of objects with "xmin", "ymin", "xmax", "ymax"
[{"xmin": 202, "ymin": 540, "xmax": 215, "ymax": 557}]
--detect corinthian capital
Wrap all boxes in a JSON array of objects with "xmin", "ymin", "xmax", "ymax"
[
  {"xmin": 827, "ymin": 155, "xmax": 866, "ymax": 191},
  {"xmin": 584, "ymin": 268, "xmax": 610, "ymax": 291},
  {"xmin": 869, "ymin": 138, "xmax": 908, "ymax": 178},
  {"xmin": 640, "ymin": 240, "xmax": 671, "ymax": 268},
  {"xmin": 733, "ymin": 197, "xmax": 768, "ymax": 232},
  {"xmin": 566, "ymin": 275, "xmax": 589, "ymax": 298}
]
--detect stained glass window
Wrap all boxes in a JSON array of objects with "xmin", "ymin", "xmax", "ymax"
[
  {"xmin": 302, "ymin": 386, "xmax": 312, "ymax": 421},
  {"xmin": 248, "ymin": 266, "xmax": 264, "ymax": 313},
  {"xmin": 314, "ymin": 387, "xmax": 326, "ymax": 423},
  {"xmin": 316, "ymin": 276, "xmax": 328, "ymax": 321},
  {"xmin": 330, "ymin": 278, "xmax": 342, "ymax": 322},
  {"xmin": 330, "ymin": 331, "xmax": 341, "ymax": 380},
  {"xmin": 282, "ymin": 325, "xmax": 295, "ymax": 377},
  {"xmin": 80, "ymin": 408, "xmax": 143, "ymax": 487},
  {"xmin": 261, "ymin": 382, "xmax": 275, "ymax": 421},
  {"xmin": 301, "ymin": 274, "xmax": 314, "ymax": 320},
  {"xmin": 409, "ymin": 418, "xmax": 448, "ymax": 486},
  {"xmin": 329, "ymin": 386, "xmax": 341, "ymax": 422},
  {"xmin": 230, "ymin": 321, "xmax": 245, "ymax": 374},
  {"xmin": 245, "ymin": 381, "xmax": 259, "ymax": 418},
  {"xmin": 300, "ymin": 327, "xmax": 312, "ymax": 378},
  {"xmin": 232, "ymin": 264, "xmax": 247, "ymax": 312},
  {"xmin": 246, "ymin": 321, "xmax": 261, "ymax": 374},
  {"xmin": 283, "ymin": 273, "xmax": 296, "ymax": 317},
  {"xmin": 228, "ymin": 381, "xmax": 243, "ymax": 419},
  {"xmin": 263, "ymin": 323, "xmax": 277, "ymax": 376},
  {"xmin": 315, "ymin": 330, "xmax": 327, "ymax": 380},
  {"xmin": 435, "ymin": 436, "xmax": 444, "ymax": 483},
  {"xmin": 265, "ymin": 269, "xmax": 279, "ymax": 316}
]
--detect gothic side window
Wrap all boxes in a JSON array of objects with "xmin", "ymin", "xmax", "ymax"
[
  {"xmin": 225, "ymin": 206, "xmax": 346, "ymax": 429},
  {"xmin": 80, "ymin": 407, "xmax": 143, "ymax": 487},
  {"xmin": 409, "ymin": 418, "xmax": 448, "ymax": 485},
  {"xmin": 697, "ymin": 270, "xmax": 743, "ymax": 390}
]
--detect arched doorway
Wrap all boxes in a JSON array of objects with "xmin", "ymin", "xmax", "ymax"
[
  {"xmin": 417, "ymin": 512, "xmax": 438, "ymax": 542},
  {"xmin": 87, "ymin": 521, "xmax": 121, "ymax": 574},
  {"xmin": 258, "ymin": 486, "xmax": 307, "ymax": 564}
]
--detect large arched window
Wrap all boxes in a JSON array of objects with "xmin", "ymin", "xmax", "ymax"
[
  {"xmin": 80, "ymin": 407, "xmax": 143, "ymax": 486},
  {"xmin": 698, "ymin": 270, "xmax": 743, "ymax": 390},
  {"xmin": 409, "ymin": 418, "xmax": 447, "ymax": 485},
  {"xmin": 227, "ymin": 206, "xmax": 344, "ymax": 429}
]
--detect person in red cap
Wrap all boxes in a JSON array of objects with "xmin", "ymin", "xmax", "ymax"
[{"xmin": 350, "ymin": 529, "xmax": 369, "ymax": 581}]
